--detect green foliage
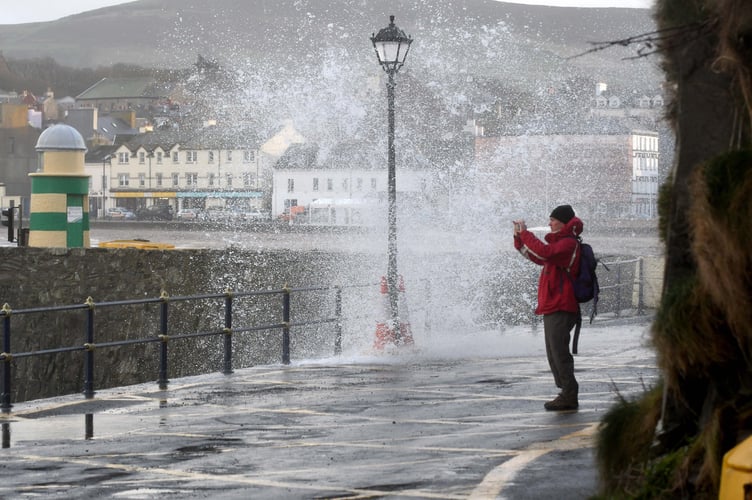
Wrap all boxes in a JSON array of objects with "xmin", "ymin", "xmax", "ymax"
[
  {"xmin": 595, "ymin": 383, "xmax": 706, "ymax": 499},
  {"xmin": 655, "ymin": 0, "xmax": 709, "ymax": 28},
  {"xmin": 657, "ymin": 177, "xmax": 673, "ymax": 245},
  {"xmin": 653, "ymin": 272, "xmax": 698, "ymax": 349},
  {"xmin": 596, "ymin": 386, "xmax": 663, "ymax": 495},
  {"xmin": 654, "ymin": 0, "xmax": 713, "ymax": 87},
  {"xmin": 633, "ymin": 445, "xmax": 692, "ymax": 499},
  {"xmin": 701, "ymin": 149, "xmax": 752, "ymax": 220},
  {"xmin": 652, "ymin": 270, "xmax": 732, "ymax": 376}
]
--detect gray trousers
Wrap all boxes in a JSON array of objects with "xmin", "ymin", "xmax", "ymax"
[{"xmin": 543, "ymin": 311, "xmax": 579, "ymax": 400}]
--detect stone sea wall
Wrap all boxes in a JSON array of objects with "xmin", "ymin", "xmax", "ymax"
[{"xmin": 0, "ymin": 246, "xmax": 381, "ymax": 403}]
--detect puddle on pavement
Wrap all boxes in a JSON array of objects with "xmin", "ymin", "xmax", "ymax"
[{"xmin": 1, "ymin": 411, "xmax": 165, "ymax": 448}]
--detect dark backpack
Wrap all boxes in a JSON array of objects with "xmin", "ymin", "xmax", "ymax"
[
  {"xmin": 571, "ymin": 241, "xmax": 599, "ymax": 305},
  {"xmin": 565, "ymin": 238, "xmax": 605, "ymax": 354}
]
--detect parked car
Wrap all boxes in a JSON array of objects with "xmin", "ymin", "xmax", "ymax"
[
  {"xmin": 106, "ymin": 207, "xmax": 136, "ymax": 220},
  {"xmin": 241, "ymin": 209, "xmax": 270, "ymax": 221},
  {"xmin": 136, "ymin": 205, "xmax": 174, "ymax": 221},
  {"xmin": 279, "ymin": 205, "xmax": 306, "ymax": 222},
  {"xmin": 176, "ymin": 208, "xmax": 201, "ymax": 221},
  {"xmin": 200, "ymin": 207, "xmax": 235, "ymax": 222}
]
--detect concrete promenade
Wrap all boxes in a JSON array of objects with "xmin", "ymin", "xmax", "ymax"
[{"xmin": 0, "ymin": 321, "xmax": 657, "ymax": 499}]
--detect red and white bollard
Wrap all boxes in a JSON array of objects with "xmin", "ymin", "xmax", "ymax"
[{"xmin": 373, "ymin": 275, "xmax": 414, "ymax": 349}]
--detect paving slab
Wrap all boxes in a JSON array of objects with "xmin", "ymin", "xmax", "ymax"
[{"xmin": 0, "ymin": 322, "xmax": 657, "ymax": 499}]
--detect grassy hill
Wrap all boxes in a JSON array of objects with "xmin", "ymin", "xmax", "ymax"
[{"xmin": 0, "ymin": 0, "xmax": 659, "ymax": 88}]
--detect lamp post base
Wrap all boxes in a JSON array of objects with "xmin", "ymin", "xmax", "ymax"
[{"xmin": 373, "ymin": 275, "xmax": 415, "ymax": 350}]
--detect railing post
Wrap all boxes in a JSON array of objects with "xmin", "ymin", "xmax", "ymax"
[
  {"xmin": 615, "ymin": 262, "xmax": 623, "ymax": 318},
  {"xmin": 2, "ymin": 422, "xmax": 9, "ymax": 448},
  {"xmin": 158, "ymin": 290, "xmax": 169, "ymax": 389},
  {"xmin": 1, "ymin": 303, "xmax": 12, "ymax": 413},
  {"xmin": 282, "ymin": 285, "xmax": 291, "ymax": 365},
  {"xmin": 637, "ymin": 258, "xmax": 645, "ymax": 315},
  {"xmin": 223, "ymin": 289, "xmax": 233, "ymax": 375},
  {"xmin": 334, "ymin": 286, "xmax": 342, "ymax": 355},
  {"xmin": 83, "ymin": 297, "xmax": 96, "ymax": 399},
  {"xmin": 85, "ymin": 413, "xmax": 94, "ymax": 440}
]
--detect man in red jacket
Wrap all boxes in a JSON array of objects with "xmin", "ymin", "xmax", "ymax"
[{"xmin": 513, "ymin": 204, "xmax": 582, "ymax": 411}]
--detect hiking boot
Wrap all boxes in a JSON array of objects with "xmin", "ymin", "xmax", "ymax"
[{"xmin": 544, "ymin": 395, "xmax": 578, "ymax": 411}]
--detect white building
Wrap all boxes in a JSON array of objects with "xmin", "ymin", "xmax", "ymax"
[
  {"xmin": 83, "ymin": 131, "xmax": 261, "ymax": 216},
  {"xmin": 83, "ymin": 122, "xmax": 313, "ymax": 217},
  {"xmin": 474, "ymin": 129, "xmax": 660, "ymax": 219},
  {"xmin": 271, "ymin": 142, "xmax": 435, "ymax": 225},
  {"xmin": 630, "ymin": 130, "xmax": 660, "ymax": 217}
]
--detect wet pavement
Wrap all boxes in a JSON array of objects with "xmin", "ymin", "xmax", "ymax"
[{"xmin": 0, "ymin": 322, "xmax": 657, "ymax": 499}]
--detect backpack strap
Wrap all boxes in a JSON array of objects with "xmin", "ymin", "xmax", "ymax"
[
  {"xmin": 565, "ymin": 236, "xmax": 581, "ymax": 355},
  {"xmin": 572, "ymin": 307, "xmax": 581, "ymax": 355},
  {"xmin": 566, "ymin": 239, "xmax": 579, "ymax": 273},
  {"xmin": 561, "ymin": 237, "xmax": 581, "ymax": 299}
]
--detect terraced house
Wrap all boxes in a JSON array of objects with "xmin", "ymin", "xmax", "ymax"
[
  {"xmin": 83, "ymin": 121, "xmax": 308, "ymax": 218},
  {"xmin": 84, "ymin": 127, "xmax": 266, "ymax": 217}
]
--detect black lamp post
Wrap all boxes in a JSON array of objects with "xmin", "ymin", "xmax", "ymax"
[{"xmin": 371, "ymin": 15, "xmax": 412, "ymax": 342}]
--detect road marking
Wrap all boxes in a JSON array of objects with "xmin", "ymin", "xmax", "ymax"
[
  {"xmin": 6, "ymin": 454, "xmax": 467, "ymax": 499},
  {"xmin": 469, "ymin": 422, "xmax": 599, "ymax": 499},
  {"xmin": 468, "ymin": 449, "xmax": 550, "ymax": 499}
]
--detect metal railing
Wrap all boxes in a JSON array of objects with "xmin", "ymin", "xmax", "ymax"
[
  {"xmin": 598, "ymin": 257, "xmax": 648, "ymax": 316},
  {"xmin": 0, "ymin": 284, "xmax": 354, "ymax": 413},
  {"xmin": 0, "ymin": 256, "xmax": 653, "ymax": 414},
  {"xmin": 555, "ymin": 257, "xmax": 649, "ymax": 325},
  {"xmin": 525, "ymin": 256, "xmax": 649, "ymax": 330}
]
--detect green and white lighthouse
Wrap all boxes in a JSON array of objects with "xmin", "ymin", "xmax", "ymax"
[{"xmin": 29, "ymin": 124, "xmax": 90, "ymax": 248}]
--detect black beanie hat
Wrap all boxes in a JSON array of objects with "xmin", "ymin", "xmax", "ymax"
[{"xmin": 550, "ymin": 204, "xmax": 575, "ymax": 224}]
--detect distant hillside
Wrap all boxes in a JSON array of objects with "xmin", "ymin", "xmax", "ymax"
[{"xmin": 0, "ymin": 0, "xmax": 659, "ymax": 88}]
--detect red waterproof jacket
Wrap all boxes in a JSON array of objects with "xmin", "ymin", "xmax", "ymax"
[{"xmin": 513, "ymin": 217, "xmax": 583, "ymax": 315}]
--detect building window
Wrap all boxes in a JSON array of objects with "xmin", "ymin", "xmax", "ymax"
[
  {"xmin": 138, "ymin": 173, "xmax": 145, "ymax": 187},
  {"xmin": 185, "ymin": 151, "xmax": 197, "ymax": 163},
  {"xmin": 186, "ymin": 173, "xmax": 198, "ymax": 187},
  {"xmin": 243, "ymin": 150, "xmax": 255, "ymax": 163},
  {"xmin": 327, "ymin": 178, "xmax": 333, "ymax": 191},
  {"xmin": 156, "ymin": 152, "xmax": 163, "ymax": 164},
  {"xmin": 226, "ymin": 151, "xmax": 233, "ymax": 162},
  {"xmin": 208, "ymin": 173, "xmax": 216, "ymax": 187},
  {"xmin": 139, "ymin": 152, "xmax": 145, "ymax": 165},
  {"xmin": 208, "ymin": 151, "xmax": 214, "ymax": 164},
  {"xmin": 172, "ymin": 152, "xmax": 179, "ymax": 163},
  {"xmin": 371, "ymin": 178, "xmax": 377, "ymax": 190},
  {"xmin": 118, "ymin": 152, "xmax": 129, "ymax": 164},
  {"xmin": 243, "ymin": 172, "xmax": 253, "ymax": 187},
  {"xmin": 118, "ymin": 174, "xmax": 129, "ymax": 187},
  {"xmin": 313, "ymin": 178, "xmax": 319, "ymax": 191},
  {"xmin": 172, "ymin": 173, "xmax": 179, "ymax": 187},
  {"xmin": 287, "ymin": 178, "xmax": 294, "ymax": 193},
  {"xmin": 226, "ymin": 174, "xmax": 233, "ymax": 187},
  {"xmin": 342, "ymin": 178, "xmax": 349, "ymax": 190},
  {"xmin": 356, "ymin": 178, "xmax": 363, "ymax": 191},
  {"xmin": 156, "ymin": 173, "xmax": 163, "ymax": 187}
]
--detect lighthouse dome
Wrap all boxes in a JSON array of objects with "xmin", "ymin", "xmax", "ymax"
[{"xmin": 36, "ymin": 124, "xmax": 87, "ymax": 152}]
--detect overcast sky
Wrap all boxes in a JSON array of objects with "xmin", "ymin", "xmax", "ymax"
[{"xmin": 2, "ymin": 0, "xmax": 652, "ymax": 25}]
